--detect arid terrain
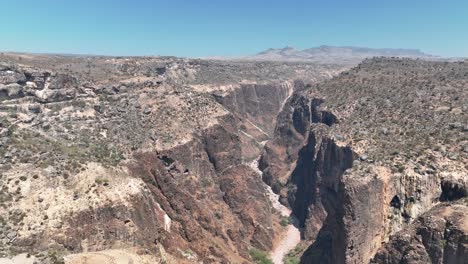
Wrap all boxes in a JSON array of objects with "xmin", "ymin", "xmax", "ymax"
[{"xmin": 0, "ymin": 52, "xmax": 466, "ymax": 264}]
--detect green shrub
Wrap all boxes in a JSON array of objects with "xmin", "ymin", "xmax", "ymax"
[
  {"xmin": 284, "ymin": 255, "xmax": 300, "ymax": 264},
  {"xmin": 284, "ymin": 245, "xmax": 302, "ymax": 264},
  {"xmin": 249, "ymin": 248, "xmax": 273, "ymax": 264},
  {"xmin": 48, "ymin": 250, "xmax": 65, "ymax": 264},
  {"xmin": 280, "ymin": 216, "xmax": 290, "ymax": 226}
]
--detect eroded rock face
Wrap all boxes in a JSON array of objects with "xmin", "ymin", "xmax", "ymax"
[
  {"xmin": 260, "ymin": 58, "xmax": 467, "ymax": 264},
  {"xmin": 214, "ymin": 82, "xmax": 294, "ymax": 134},
  {"xmin": 371, "ymin": 201, "xmax": 468, "ymax": 264},
  {"xmin": 0, "ymin": 65, "xmax": 79, "ymax": 103},
  {"xmin": 127, "ymin": 118, "xmax": 274, "ymax": 261},
  {"xmin": 213, "ymin": 82, "xmax": 294, "ymax": 161},
  {"xmin": 0, "ymin": 66, "xmax": 26, "ymax": 85}
]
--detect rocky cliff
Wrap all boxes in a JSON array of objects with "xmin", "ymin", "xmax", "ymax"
[
  {"xmin": 212, "ymin": 82, "xmax": 294, "ymax": 161},
  {"xmin": 260, "ymin": 58, "xmax": 467, "ymax": 263},
  {"xmin": 371, "ymin": 200, "xmax": 467, "ymax": 264}
]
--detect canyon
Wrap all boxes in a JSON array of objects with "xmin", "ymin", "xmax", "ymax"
[{"xmin": 0, "ymin": 52, "xmax": 466, "ymax": 264}]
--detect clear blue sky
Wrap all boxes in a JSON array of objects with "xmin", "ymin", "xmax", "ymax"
[{"xmin": 1, "ymin": 0, "xmax": 467, "ymax": 57}]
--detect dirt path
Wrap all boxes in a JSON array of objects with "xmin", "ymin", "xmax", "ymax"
[{"xmin": 249, "ymin": 159, "xmax": 302, "ymax": 264}]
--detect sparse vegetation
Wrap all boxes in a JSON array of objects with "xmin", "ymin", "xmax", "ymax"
[
  {"xmin": 284, "ymin": 255, "xmax": 300, "ymax": 264},
  {"xmin": 249, "ymin": 248, "xmax": 273, "ymax": 264},
  {"xmin": 284, "ymin": 245, "xmax": 303, "ymax": 264},
  {"xmin": 280, "ymin": 216, "xmax": 291, "ymax": 226},
  {"xmin": 48, "ymin": 250, "xmax": 65, "ymax": 264}
]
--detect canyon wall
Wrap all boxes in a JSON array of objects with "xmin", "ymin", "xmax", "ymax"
[
  {"xmin": 213, "ymin": 82, "xmax": 294, "ymax": 161},
  {"xmin": 260, "ymin": 59, "xmax": 468, "ymax": 263}
]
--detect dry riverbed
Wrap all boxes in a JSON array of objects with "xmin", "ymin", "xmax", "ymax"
[{"xmin": 250, "ymin": 159, "xmax": 302, "ymax": 264}]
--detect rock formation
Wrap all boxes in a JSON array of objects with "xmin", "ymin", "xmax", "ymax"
[{"xmin": 371, "ymin": 200, "xmax": 467, "ymax": 264}]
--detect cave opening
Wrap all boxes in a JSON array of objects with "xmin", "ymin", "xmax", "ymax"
[
  {"xmin": 0, "ymin": 90, "xmax": 8, "ymax": 100},
  {"xmin": 158, "ymin": 155, "xmax": 175, "ymax": 167},
  {"xmin": 390, "ymin": 195, "xmax": 402, "ymax": 209}
]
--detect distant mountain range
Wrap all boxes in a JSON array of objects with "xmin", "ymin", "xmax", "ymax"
[
  {"xmin": 247, "ymin": 45, "xmax": 439, "ymax": 64},
  {"xmin": 4, "ymin": 46, "xmax": 463, "ymax": 65}
]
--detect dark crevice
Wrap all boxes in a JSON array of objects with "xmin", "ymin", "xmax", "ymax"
[
  {"xmin": 157, "ymin": 155, "xmax": 175, "ymax": 167},
  {"xmin": 204, "ymin": 145, "xmax": 218, "ymax": 172},
  {"xmin": 439, "ymin": 180, "xmax": 466, "ymax": 202},
  {"xmin": 321, "ymin": 111, "xmax": 338, "ymax": 126},
  {"xmin": 390, "ymin": 195, "xmax": 402, "ymax": 209},
  {"xmin": 310, "ymin": 98, "xmax": 337, "ymax": 126},
  {"xmin": 0, "ymin": 90, "xmax": 9, "ymax": 101},
  {"xmin": 293, "ymin": 104, "xmax": 311, "ymax": 135},
  {"xmin": 289, "ymin": 134, "xmax": 317, "ymax": 227},
  {"xmin": 288, "ymin": 132, "xmax": 355, "ymax": 232}
]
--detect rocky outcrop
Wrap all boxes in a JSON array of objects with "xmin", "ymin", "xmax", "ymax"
[
  {"xmin": 371, "ymin": 201, "xmax": 468, "ymax": 264},
  {"xmin": 0, "ymin": 82, "xmax": 275, "ymax": 262},
  {"xmin": 0, "ymin": 65, "xmax": 26, "ymax": 85},
  {"xmin": 0, "ymin": 64, "xmax": 79, "ymax": 103}
]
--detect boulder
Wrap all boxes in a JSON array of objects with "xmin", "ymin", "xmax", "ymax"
[
  {"xmin": 0, "ymin": 70, "xmax": 26, "ymax": 85},
  {"xmin": 0, "ymin": 83, "xmax": 23, "ymax": 97},
  {"xmin": 47, "ymin": 74, "xmax": 78, "ymax": 89},
  {"xmin": 34, "ymin": 88, "xmax": 77, "ymax": 103},
  {"xmin": 0, "ymin": 63, "xmax": 10, "ymax": 71}
]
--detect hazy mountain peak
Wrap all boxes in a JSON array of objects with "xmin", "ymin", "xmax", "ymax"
[
  {"xmin": 252, "ymin": 45, "xmax": 438, "ymax": 64},
  {"xmin": 281, "ymin": 46, "xmax": 296, "ymax": 51}
]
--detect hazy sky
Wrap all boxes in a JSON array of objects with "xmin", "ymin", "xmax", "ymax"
[{"xmin": 1, "ymin": 0, "xmax": 467, "ymax": 57}]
